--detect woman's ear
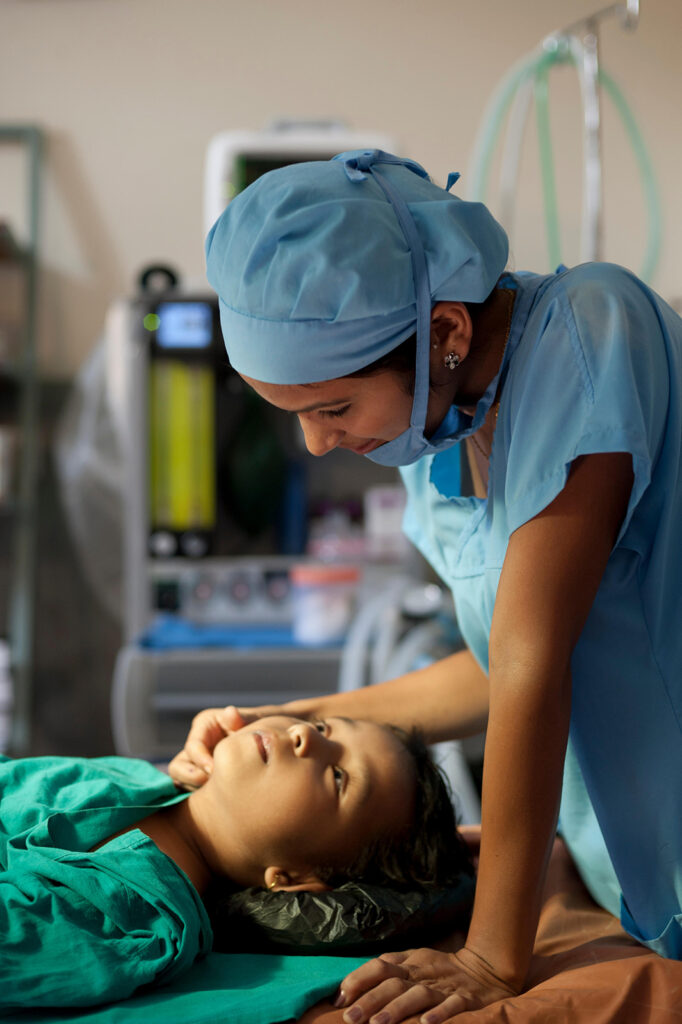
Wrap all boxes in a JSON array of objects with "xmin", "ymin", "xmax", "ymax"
[
  {"xmin": 429, "ymin": 301, "xmax": 473, "ymax": 375},
  {"xmin": 263, "ymin": 865, "xmax": 332, "ymax": 893}
]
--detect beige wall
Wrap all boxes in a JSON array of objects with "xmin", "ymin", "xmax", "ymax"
[{"xmin": 1, "ymin": 0, "xmax": 680, "ymax": 375}]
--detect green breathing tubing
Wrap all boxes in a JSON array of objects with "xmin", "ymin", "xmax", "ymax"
[
  {"xmin": 468, "ymin": 44, "xmax": 662, "ymax": 282},
  {"xmin": 598, "ymin": 67, "xmax": 662, "ymax": 282},
  {"xmin": 469, "ymin": 49, "xmax": 558, "ymax": 207},
  {"xmin": 534, "ymin": 60, "xmax": 563, "ymax": 272}
]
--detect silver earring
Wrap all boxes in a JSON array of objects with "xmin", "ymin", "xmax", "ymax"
[{"xmin": 444, "ymin": 352, "xmax": 460, "ymax": 370}]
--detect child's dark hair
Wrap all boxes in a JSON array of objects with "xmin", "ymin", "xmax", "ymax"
[{"xmin": 315, "ymin": 725, "xmax": 473, "ymax": 889}]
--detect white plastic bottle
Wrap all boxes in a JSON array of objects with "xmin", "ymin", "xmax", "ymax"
[{"xmin": 0, "ymin": 640, "xmax": 14, "ymax": 753}]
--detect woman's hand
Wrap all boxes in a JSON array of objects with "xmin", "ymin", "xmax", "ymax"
[
  {"xmin": 168, "ymin": 699, "xmax": 324, "ymax": 788},
  {"xmin": 167, "ymin": 705, "xmax": 256, "ymax": 789},
  {"xmin": 336, "ymin": 947, "xmax": 517, "ymax": 1024}
]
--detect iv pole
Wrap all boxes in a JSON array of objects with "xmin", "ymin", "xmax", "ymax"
[
  {"xmin": 543, "ymin": 1, "xmax": 640, "ymax": 261},
  {"xmin": 469, "ymin": 1, "xmax": 660, "ymax": 278}
]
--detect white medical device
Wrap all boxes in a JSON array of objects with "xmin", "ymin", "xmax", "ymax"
[{"xmin": 203, "ymin": 120, "xmax": 396, "ymax": 237}]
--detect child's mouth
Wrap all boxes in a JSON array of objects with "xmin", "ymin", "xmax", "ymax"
[{"xmin": 254, "ymin": 732, "xmax": 270, "ymax": 763}]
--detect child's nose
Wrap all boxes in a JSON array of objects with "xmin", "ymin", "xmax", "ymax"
[
  {"xmin": 290, "ymin": 723, "xmax": 314, "ymax": 757},
  {"xmin": 289, "ymin": 723, "xmax": 334, "ymax": 759}
]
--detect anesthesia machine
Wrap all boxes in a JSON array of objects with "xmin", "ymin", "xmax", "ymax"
[{"xmin": 109, "ymin": 123, "xmax": 431, "ymax": 761}]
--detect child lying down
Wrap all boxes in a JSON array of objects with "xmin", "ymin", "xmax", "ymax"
[{"xmin": 0, "ymin": 715, "xmax": 465, "ymax": 1011}]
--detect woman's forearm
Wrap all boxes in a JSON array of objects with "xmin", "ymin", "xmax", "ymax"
[
  {"xmin": 465, "ymin": 452, "xmax": 633, "ymax": 987},
  {"xmin": 280, "ymin": 646, "xmax": 489, "ymax": 744},
  {"xmin": 465, "ymin": 663, "xmax": 571, "ymax": 989},
  {"xmin": 169, "ymin": 648, "xmax": 488, "ymax": 788}
]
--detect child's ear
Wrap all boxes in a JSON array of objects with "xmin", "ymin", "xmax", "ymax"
[{"xmin": 263, "ymin": 866, "xmax": 332, "ymax": 893}]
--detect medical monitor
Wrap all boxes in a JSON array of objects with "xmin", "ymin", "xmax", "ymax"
[{"xmin": 154, "ymin": 301, "xmax": 214, "ymax": 350}]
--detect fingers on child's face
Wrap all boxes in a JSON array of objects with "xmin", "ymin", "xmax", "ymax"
[
  {"xmin": 168, "ymin": 754, "xmax": 210, "ymax": 790},
  {"xmin": 218, "ymin": 705, "xmax": 248, "ymax": 730}
]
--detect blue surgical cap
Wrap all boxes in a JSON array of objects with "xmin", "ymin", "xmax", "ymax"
[{"xmin": 205, "ymin": 150, "xmax": 509, "ymax": 384}]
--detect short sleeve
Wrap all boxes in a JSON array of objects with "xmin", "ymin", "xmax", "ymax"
[{"xmin": 502, "ymin": 266, "xmax": 668, "ymax": 545}]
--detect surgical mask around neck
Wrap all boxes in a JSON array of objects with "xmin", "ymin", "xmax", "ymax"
[{"xmin": 364, "ymin": 391, "xmax": 490, "ymax": 467}]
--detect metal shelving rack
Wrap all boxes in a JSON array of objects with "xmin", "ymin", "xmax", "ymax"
[{"xmin": 0, "ymin": 125, "xmax": 42, "ymax": 754}]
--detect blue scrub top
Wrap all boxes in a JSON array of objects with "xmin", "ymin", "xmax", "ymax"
[{"xmin": 401, "ymin": 263, "xmax": 682, "ymax": 958}]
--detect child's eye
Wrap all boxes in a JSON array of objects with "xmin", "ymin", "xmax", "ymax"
[
  {"xmin": 321, "ymin": 405, "xmax": 350, "ymax": 419},
  {"xmin": 313, "ymin": 719, "xmax": 327, "ymax": 734},
  {"xmin": 333, "ymin": 766, "xmax": 345, "ymax": 794}
]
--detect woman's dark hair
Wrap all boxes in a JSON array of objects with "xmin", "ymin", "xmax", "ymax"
[
  {"xmin": 345, "ymin": 290, "xmax": 499, "ymax": 391},
  {"xmin": 315, "ymin": 725, "xmax": 473, "ymax": 890},
  {"xmin": 346, "ymin": 334, "xmax": 417, "ymax": 392}
]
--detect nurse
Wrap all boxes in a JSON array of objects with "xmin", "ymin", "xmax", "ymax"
[{"xmin": 171, "ymin": 150, "xmax": 682, "ymax": 1022}]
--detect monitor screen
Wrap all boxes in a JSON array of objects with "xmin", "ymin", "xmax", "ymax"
[
  {"xmin": 235, "ymin": 154, "xmax": 330, "ymax": 193},
  {"xmin": 155, "ymin": 301, "xmax": 213, "ymax": 349}
]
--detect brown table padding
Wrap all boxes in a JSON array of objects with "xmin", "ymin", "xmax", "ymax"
[{"xmin": 298, "ymin": 829, "xmax": 682, "ymax": 1024}]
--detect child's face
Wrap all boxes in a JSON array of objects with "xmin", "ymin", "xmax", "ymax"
[{"xmin": 208, "ymin": 715, "xmax": 415, "ymax": 885}]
